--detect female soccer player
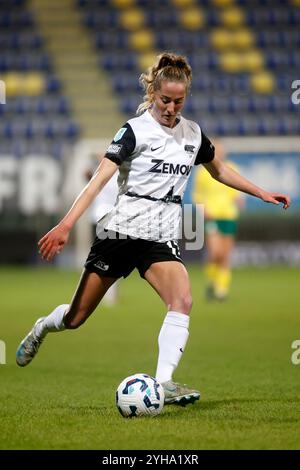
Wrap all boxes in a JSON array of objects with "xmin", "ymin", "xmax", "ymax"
[{"xmin": 16, "ymin": 52, "xmax": 290, "ymax": 406}]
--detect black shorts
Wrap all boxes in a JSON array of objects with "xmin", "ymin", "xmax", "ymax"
[{"xmin": 84, "ymin": 230, "xmax": 184, "ymax": 279}]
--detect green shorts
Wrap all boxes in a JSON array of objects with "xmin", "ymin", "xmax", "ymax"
[{"xmin": 205, "ymin": 219, "xmax": 238, "ymax": 236}]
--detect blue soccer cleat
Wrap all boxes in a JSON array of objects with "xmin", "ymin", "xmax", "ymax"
[{"xmin": 16, "ymin": 317, "xmax": 46, "ymax": 367}]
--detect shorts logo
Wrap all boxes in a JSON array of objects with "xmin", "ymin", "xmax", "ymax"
[
  {"xmin": 107, "ymin": 144, "xmax": 122, "ymax": 155},
  {"xmin": 113, "ymin": 127, "xmax": 127, "ymax": 142},
  {"xmin": 95, "ymin": 260, "xmax": 109, "ymax": 271}
]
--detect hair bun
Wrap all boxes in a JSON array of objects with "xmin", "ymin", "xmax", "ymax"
[
  {"xmin": 158, "ymin": 55, "xmax": 175, "ymax": 69},
  {"xmin": 174, "ymin": 58, "xmax": 186, "ymax": 69},
  {"xmin": 156, "ymin": 53, "xmax": 189, "ymax": 73}
]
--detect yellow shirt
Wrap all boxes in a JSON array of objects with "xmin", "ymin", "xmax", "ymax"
[{"xmin": 193, "ymin": 161, "xmax": 240, "ymax": 220}]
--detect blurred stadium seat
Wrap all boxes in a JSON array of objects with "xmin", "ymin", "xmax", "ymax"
[
  {"xmin": 0, "ymin": 0, "xmax": 80, "ymax": 159},
  {"xmin": 76, "ymin": 0, "xmax": 299, "ymax": 136}
]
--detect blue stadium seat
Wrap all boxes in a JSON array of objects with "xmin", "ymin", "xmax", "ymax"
[
  {"xmin": 77, "ymin": 0, "xmax": 110, "ymax": 6},
  {"xmin": 215, "ymin": 116, "xmax": 238, "ymax": 136},
  {"xmin": 121, "ymin": 96, "xmax": 140, "ymax": 115},
  {"xmin": 136, "ymin": 0, "xmax": 170, "ymax": 6},
  {"xmin": 188, "ymin": 52, "xmax": 219, "ymax": 71},
  {"xmin": 146, "ymin": 10, "xmax": 179, "ymax": 28},
  {"xmin": 101, "ymin": 53, "xmax": 138, "ymax": 71},
  {"xmin": 46, "ymin": 76, "xmax": 61, "ymax": 93},
  {"xmin": 94, "ymin": 31, "xmax": 128, "ymax": 49},
  {"xmin": 83, "ymin": 10, "xmax": 119, "ymax": 28},
  {"xmin": 192, "ymin": 74, "xmax": 211, "ymax": 92},
  {"xmin": 155, "ymin": 30, "xmax": 209, "ymax": 51},
  {"xmin": 0, "ymin": 10, "xmax": 34, "ymax": 28},
  {"xmin": 111, "ymin": 74, "xmax": 140, "ymax": 93},
  {"xmin": 0, "ymin": 0, "xmax": 26, "ymax": 7},
  {"xmin": 205, "ymin": 10, "xmax": 220, "ymax": 27}
]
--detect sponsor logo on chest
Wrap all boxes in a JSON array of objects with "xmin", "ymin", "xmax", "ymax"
[{"xmin": 149, "ymin": 159, "xmax": 192, "ymax": 176}]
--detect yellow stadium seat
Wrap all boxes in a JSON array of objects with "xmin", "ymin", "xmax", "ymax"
[
  {"xmin": 232, "ymin": 29, "xmax": 254, "ymax": 49},
  {"xmin": 242, "ymin": 49, "xmax": 264, "ymax": 71},
  {"xmin": 172, "ymin": 0, "xmax": 195, "ymax": 8},
  {"xmin": 5, "ymin": 73, "xmax": 22, "ymax": 96},
  {"xmin": 120, "ymin": 9, "xmax": 145, "ymax": 31},
  {"xmin": 210, "ymin": 29, "xmax": 232, "ymax": 50},
  {"xmin": 219, "ymin": 51, "xmax": 242, "ymax": 72},
  {"xmin": 220, "ymin": 7, "xmax": 244, "ymax": 28},
  {"xmin": 24, "ymin": 73, "xmax": 45, "ymax": 96},
  {"xmin": 180, "ymin": 8, "xmax": 204, "ymax": 30},
  {"xmin": 212, "ymin": 0, "xmax": 234, "ymax": 7},
  {"xmin": 129, "ymin": 30, "xmax": 155, "ymax": 52},
  {"xmin": 138, "ymin": 52, "xmax": 158, "ymax": 71},
  {"xmin": 251, "ymin": 71, "xmax": 275, "ymax": 94},
  {"xmin": 4, "ymin": 72, "xmax": 45, "ymax": 96},
  {"xmin": 112, "ymin": 0, "xmax": 135, "ymax": 8},
  {"xmin": 291, "ymin": 0, "xmax": 300, "ymax": 6}
]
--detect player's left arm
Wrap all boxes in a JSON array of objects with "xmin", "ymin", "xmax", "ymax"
[{"xmin": 204, "ymin": 156, "xmax": 291, "ymax": 209}]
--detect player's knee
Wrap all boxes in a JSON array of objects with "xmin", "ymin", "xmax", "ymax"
[{"xmin": 169, "ymin": 294, "xmax": 193, "ymax": 315}]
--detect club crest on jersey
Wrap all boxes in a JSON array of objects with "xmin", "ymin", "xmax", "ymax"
[
  {"xmin": 184, "ymin": 145, "xmax": 195, "ymax": 156},
  {"xmin": 113, "ymin": 127, "xmax": 127, "ymax": 142}
]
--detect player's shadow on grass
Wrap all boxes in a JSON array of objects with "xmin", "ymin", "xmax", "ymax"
[
  {"xmin": 200, "ymin": 397, "xmax": 300, "ymax": 408},
  {"xmin": 162, "ymin": 397, "xmax": 300, "ymax": 422}
]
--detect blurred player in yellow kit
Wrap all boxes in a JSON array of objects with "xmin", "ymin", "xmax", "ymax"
[{"xmin": 193, "ymin": 140, "xmax": 244, "ymax": 300}]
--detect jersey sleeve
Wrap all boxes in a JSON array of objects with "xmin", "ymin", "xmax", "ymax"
[
  {"xmin": 104, "ymin": 123, "xmax": 136, "ymax": 165},
  {"xmin": 194, "ymin": 131, "xmax": 215, "ymax": 165}
]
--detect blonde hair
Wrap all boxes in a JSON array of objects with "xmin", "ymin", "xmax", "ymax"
[{"xmin": 137, "ymin": 52, "xmax": 192, "ymax": 114}]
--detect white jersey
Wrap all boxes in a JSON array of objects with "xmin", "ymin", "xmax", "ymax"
[{"xmin": 99, "ymin": 110, "xmax": 214, "ymax": 242}]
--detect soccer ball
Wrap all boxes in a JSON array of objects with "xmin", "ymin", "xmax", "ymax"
[{"xmin": 116, "ymin": 373, "xmax": 165, "ymax": 418}]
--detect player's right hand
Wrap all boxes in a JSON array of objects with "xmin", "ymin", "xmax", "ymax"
[{"xmin": 38, "ymin": 224, "xmax": 70, "ymax": 262}]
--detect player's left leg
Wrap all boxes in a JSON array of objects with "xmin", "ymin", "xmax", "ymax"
[
  {"xmin": 16, "ymin": 270, "xmax": 116, "ymax": 366},
  {"xmin": 144, "ymin": 261, "xmax": 200, "ymax": 406}
]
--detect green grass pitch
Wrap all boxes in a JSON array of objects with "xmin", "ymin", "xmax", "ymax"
[{"xmin": 0, "ymin": 265, "xmax": 299, "ymax": 450}]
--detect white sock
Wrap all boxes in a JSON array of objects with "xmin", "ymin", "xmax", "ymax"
[
  {"xmin": 35, "ymin": 304, "xmax": 69, "ymax": 338},
  {"xmin": 155, "ymin": 311, "xmax": 190, "ymax": 384}
]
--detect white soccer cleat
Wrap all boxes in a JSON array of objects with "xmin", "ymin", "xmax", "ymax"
[
  {"xmin": 162, "ymin": 380, "xmax": 200, "ymax": 406},
  {"xmin": 16, "ymin": 317, "xmax": 46, "ymax": 367}
]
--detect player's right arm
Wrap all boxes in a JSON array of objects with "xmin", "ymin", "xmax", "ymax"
[{"xmin": 38, "ymin": 158, "xmax": 118, "ymax": 261}]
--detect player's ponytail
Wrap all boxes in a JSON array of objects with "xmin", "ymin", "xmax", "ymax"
[{"xmin": 137, "ymin": 52, "xmax": 192, "ymax": 114}]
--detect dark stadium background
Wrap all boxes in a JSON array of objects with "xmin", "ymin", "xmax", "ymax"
[{"xmin": 0, "ymin": 0, "xmax": 299, "ymax": 451}]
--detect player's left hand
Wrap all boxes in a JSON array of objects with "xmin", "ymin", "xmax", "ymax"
[{"xmin": 262, "ymin": 192, "xmax": 291, "ymax": 209}]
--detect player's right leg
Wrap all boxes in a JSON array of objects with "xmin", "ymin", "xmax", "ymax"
[
  {"xmin": 16, "ymin": 270, "xmax": 116, "ymax": 367},
  {"xmin": 144, "ymin": 260, "xmax": 200, "ymax": 406}
]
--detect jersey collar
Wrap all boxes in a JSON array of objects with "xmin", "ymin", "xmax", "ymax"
[{"xmin": 146, "ymin": 109, "xmax": 182, "ymax": 134}]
